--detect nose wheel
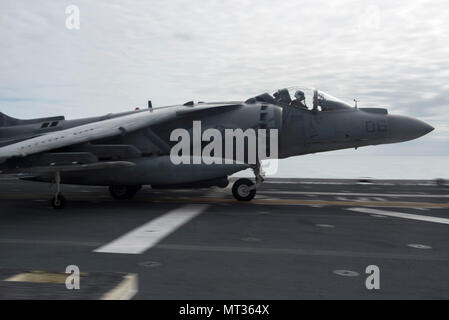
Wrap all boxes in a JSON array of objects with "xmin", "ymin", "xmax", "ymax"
[
  {"xmin": 232, "ymin": 160, "xmax": 265, "ymax": 202},
  {"xmin": 232, "ymin": 178, "xmax": 256, "ymax": 201}
]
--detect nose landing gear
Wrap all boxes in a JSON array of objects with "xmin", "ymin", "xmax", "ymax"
[
  {"xmin": 232, "ymin": 160, "xmax": 265, "ymax": 202},
  {"xmin": 232, "ymin": 178, "xmax": 256, "ymax": 201}
]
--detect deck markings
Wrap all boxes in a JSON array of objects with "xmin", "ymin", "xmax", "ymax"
[
  {"xmin": 1, "ymin": 238, "xmax": 448, "ymax": 261},
  {"xmin": 408, "ymin": 244, "xmax": 432, "ymax": 250},
  {"xmin": 259, "ymin": 191, "xmax": 449, "ymax": 198},
  {"xmin": 101, "ymin": 274, "xmax": 138, "ymax": 300},
  {"xmin": 370, "ymin": 214, "xmax": 387, "ymax": 218},
  {"xmin": 153, "ymin": 244, "xmax": 449, "ymax": 261},
  {"xmin": 347, "ymin": 207, "xmax": 449, "ymax": 225},
  {"xmin": 5, "ymin": 271, "xmax": 86, "ymax": 284},
  {"xmin": 138, "ymin": 197, "xmax": 449, "ymax": 208},
  {"xmin": 316, "ymin": 224, "xmax": 334, "ymax": 228},
  {"xmin": 138, "ymin": 261, "xmax": 162, "ymax": 268},
  {"xmin": 333, "ymin": 270, "xmax": 360, "ymax": 277},
  {"xmin": 94, "ymin": 204, "xmax": 209, "ymax": 254},
  {"xmin": 3, "ymin": 195, "xmax": 447, "ymax": 208},
  {"xmin": 175, "ymin": 197, "xmax": 449, "ymax": 208}
]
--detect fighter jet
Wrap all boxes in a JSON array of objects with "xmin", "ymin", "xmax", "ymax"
[{"xmin": 0, "ymin": 86, "xmax": 434, "ymax": 209}]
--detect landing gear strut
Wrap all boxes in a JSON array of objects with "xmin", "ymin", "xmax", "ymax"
[
  {"xmin": 232, "ymin": 159, "xmax": 265, "ymax": 202},
  {"xmin": 109, "ymin": 185, "xmax": 141, "ymax": 200},
  {"xmin": 51, "ymin": 171, "xmax": 66, "ymax": 209}
]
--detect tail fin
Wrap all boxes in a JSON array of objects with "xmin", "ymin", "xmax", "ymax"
[
  {"xmin": 0, "ymin": 112, "xmax": 21, "ymax": 127},
  {"xmin": 0, "ymin": 112, "xmax": 65, "ymax": 127}
]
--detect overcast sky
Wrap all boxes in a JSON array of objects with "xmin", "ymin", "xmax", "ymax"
[{"xmin": 1, "ymin": 0, "xmax": 448, "ymax": 155}]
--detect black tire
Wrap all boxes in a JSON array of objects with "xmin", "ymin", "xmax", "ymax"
[
  {"xmin": 109, "ymin": 185, "xmax": 139, "ymax": 200},
  {"xmin": 51, "ymin": 194, "xmax": 67, "ymax": 209},
  {"xmin": 232, "ymin": 178, "xmax": 256, "ymax": 201}
]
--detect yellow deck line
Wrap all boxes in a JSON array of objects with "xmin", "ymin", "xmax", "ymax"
[
  {"xmin": 5, "ymin": 271, "xmax": 88, "ymax": 284},
  {"xmin": 140, "ymin": 197, "xmax": 449, "ymax": 208},
  {"xmin": 0, "ymin": 194, "xmax": 448, "ymax": 208}
]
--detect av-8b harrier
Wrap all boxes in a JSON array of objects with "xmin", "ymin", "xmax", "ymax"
[{"xmin": 0, "ymin": 86, "xmax": 434, "ymax": 209}]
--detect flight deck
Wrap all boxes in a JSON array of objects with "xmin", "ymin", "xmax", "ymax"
[{"xmin": 0, "ymin": 178, "xmax": 448, "ymax": 299}]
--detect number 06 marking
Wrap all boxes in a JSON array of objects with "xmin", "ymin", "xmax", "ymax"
[{"xmin": 366, "ymin": 120, "xmax": 387, "ymax": 133}]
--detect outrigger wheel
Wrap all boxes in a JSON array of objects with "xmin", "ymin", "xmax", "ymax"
[
  {"xmin": 232, "ymin": 178, "xmax": 256, "ymax": 202},
  {"xmin": 109, "ymin": 185, "xmax": 140, "ymax": 200},
  {"xmin": 51, "ymin": 193, "xmax": 67, "ymax": 210},
  {"xmin": 51, "ymin": 171, "xmax": 67, "ymax": 209}
]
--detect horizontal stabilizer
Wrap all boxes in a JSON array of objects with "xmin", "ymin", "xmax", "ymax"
[{"xmin": 0, "ymin": 112, "xmax": 65, "ymax": 127}]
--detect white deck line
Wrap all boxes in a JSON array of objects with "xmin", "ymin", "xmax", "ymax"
[
  {"xmin": 94, "ymin": 204, "xmax": 209, "ymax": 254},
  {"xmin": 347, "ymin": 207, "xmax": 449, "ymax": 225},
  {"xmin": 260, "ymin": 191, "xmax": 449, "ymax": 198}
]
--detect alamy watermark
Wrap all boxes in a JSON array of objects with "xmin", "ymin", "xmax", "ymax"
[
  {"xmin": 169, "ymin": 121, "xmax": 279, "ymax": 175},
  {"xmin": 65, "ymin": 5, "xmax": 80, "ymax": 30},
  {"xmin": 365, "ymin": 265, "xmax": 380, "ymax": 290},
  {"xmin": 65, "ymin": 265, "xmax": 80, "ymax": 290}
]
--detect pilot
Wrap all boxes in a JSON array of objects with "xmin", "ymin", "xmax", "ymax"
[
  {"xmin": 290, "ymin": 90, "xmax": 307, "ymax": 109},
  {"xmin": 273, "ymin": 89, "xmax": 292, "ymax": 105}
]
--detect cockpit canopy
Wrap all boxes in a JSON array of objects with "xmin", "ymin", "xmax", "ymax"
[{"xmin": 246, "ymin": 86, "xmax": 354, "ymax": 111}]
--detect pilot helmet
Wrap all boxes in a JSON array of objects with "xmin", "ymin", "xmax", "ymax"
[
  {"xmin": 274, "ymin": 89, "xmax": 291, "ymax": 103},
  {"xmin": 294, "ymin": 90, "xmax": 305, "ymax": 101}
]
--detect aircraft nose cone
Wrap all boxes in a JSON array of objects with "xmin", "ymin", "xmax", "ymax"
[{"xmin": 387, "ymin": 114, "xmax": 434, "ymax": 143}]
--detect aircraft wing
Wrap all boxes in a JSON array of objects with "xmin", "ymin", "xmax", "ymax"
[
  {"xmin": 0, "ymin": 109, "xmax": 174, "ymax": 163},
  {"xmin": 0, "ymin": 102, "xmax": 243, "ymax": 165}
]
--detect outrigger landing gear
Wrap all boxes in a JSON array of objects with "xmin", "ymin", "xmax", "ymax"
[
  {"xmin": 51, "ymin": 171, "xmax": 67, "ymax": 209},
  {"xmin": 109, "ymin": 185, "xmax": 141, "ymax": 200},
  {"xmin": 232, "ymin": 160, "xmax": 265, "ymax": 202}
]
